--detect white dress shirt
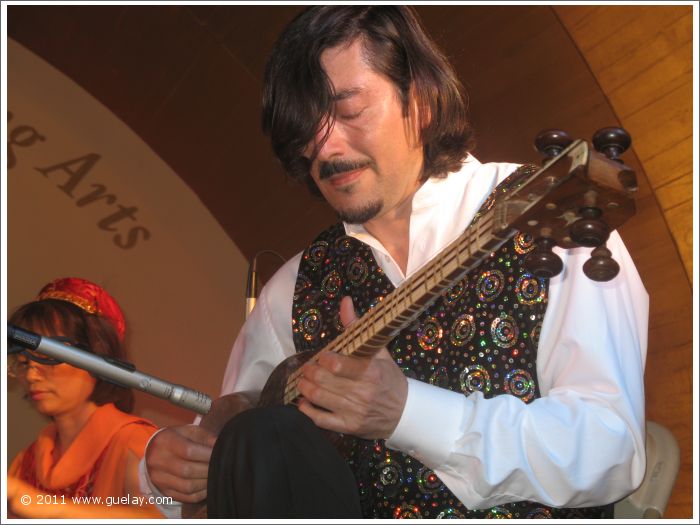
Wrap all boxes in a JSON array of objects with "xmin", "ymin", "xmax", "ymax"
[{"xmin": 143, "ymin": 155, "xmax": 648, "ymax": 513}]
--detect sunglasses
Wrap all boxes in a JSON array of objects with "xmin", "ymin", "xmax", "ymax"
[{"xmin": 7, "ymin": 336, "xmax": 87, "ymax": 377}]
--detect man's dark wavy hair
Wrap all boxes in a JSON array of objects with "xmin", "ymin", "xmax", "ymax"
[{"xmin": 262, "ymin": 6, "xmax": 474, "ymax": 196}]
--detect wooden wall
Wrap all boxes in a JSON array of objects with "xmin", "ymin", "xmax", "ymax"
[
  {"xmin": 555, "ymin": 5, "xmax": 693, "ymax": 282},
  {"xmin": 554, "ymin": 5, "xmax": 694, "ymax": 518}
]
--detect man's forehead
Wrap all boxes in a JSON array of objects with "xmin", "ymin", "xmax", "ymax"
[{"xmin": 320, "ymin": 38, "xmax": 373, "ymax": 91}]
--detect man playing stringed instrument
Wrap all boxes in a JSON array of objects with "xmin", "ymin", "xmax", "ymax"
[{"xmin": 141, "ymin": 6, "xmax": 648, "ymax": 519}]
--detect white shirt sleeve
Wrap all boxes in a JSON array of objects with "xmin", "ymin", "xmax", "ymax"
[{"xmin": 386, "ymin": 230, "xmax": 648, "ymax": 508}]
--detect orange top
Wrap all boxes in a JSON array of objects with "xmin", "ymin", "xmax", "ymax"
[{"xmin": 9, "ymin": 403, "xmax": 162, "ymax": 517}]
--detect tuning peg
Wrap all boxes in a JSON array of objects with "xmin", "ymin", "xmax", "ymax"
[
  {"xmin": 592, "ymin": 127, "xmax": 631, "ymax": 163},
  {"xmin": 534, "ymin": 129, "xmax": 573, "ymax": 163},
  {"xmin": 570, "ymin": 206, "xmax": 610, "ymax": 247},
  {"xmin": 583, "ymin": 244, "xmax": 620, "ymax": 281},
  {"xmin": 524, "ymin": 236, "xmax": 563, "ymax": 278}
]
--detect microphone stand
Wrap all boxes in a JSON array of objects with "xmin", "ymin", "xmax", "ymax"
[
  {"xmin": 7, "ymin": 324, "xmax": 212, "ymax": 415},
  {"xmin": 245, "ymin": 249, "xmax": 286, "ymax": 319}
]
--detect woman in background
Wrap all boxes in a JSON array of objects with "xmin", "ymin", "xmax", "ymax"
[{"xmin": 6, "ymin": 277, "xmax": 162, "ymax": 518}]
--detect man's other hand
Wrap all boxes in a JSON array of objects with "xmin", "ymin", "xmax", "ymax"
[{"xmin": 145, "ymin": 425, "xmax": 216, "ymax": 502}]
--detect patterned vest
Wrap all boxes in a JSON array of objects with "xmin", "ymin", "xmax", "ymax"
[{"xmin": 291, "ymin": 167, "xmax": 612, "ymax": 519}]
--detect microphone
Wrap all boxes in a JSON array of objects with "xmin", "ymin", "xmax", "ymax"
[
  {"xmin": 245, "ymin": 250, "xmax": 286, "ymax": 319},
  {"xmin": 7, "ymin": 324, "xmax": 212, "ymax": 415},
  {"xmin": 245, "ymin": 257, "xmax": 258, "ymax": 319}
]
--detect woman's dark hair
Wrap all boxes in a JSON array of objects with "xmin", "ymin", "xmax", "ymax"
[
  {"xmin": 262, "ymin": 5, "xmax": 473, "ymax": 196},
  {"xmin": 8, "ymin": 299, "xmax": 134, "ymax": 413}
]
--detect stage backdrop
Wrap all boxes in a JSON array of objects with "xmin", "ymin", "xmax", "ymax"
[{"xmin": 5, "ymin": 38, "xmax": 249, "ymax": 461}]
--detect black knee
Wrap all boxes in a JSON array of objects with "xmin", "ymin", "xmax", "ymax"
[{"xmin": 216, "ymin": 405, "xmax": 309, "ymax": 448}]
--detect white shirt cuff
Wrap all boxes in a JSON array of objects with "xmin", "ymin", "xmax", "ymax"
[{"xmin": 385, "ymin": 377, "xmax": 466, "ymax": 468}]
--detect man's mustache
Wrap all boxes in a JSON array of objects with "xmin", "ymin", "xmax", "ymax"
[{"xmin": 319, "ymin": 159, "xmax": 374, "ymax": 180}]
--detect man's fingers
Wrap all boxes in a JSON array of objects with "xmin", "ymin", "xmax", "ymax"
[
  {"xmin": 158, "ymin": 425, "xmax": 216, "ymax": 463},
  {"xmin": 145, "ymin": 424, "xmax": 215, "ymax": 499},
  {"xmin": 168, "ymin": 488, "xmax": 208, "ymax": 504},
  {"xmin": 303, "ymin": 352, "xmax": 367, "ymax": 385},
  {"xmin": 148, "ymin": 470, "xmax": 208, "ymax": 502},
  {"xmin": 297, "ymin": 372, "xmax": 356, "ymax": 412},
  {"xmin": 152, "ymin": 452, "xmax": 211, "ymax": 480},
  {"xmin": 298, "ymin": 398, "xmax": 350, "ymax": 434},
  {"xmin": 316, "ymin": 348, "xmax": 391, "ymax": 380},
  {"xmin": 339, "ymin": 296, "xmax": 358, "ymax": 328},
  {"xmin": 375, "ymin": 347, "xmax": 395, "ymax": 362},
  {"xmin": 175, "ymin": 424, "xmax": 218, "ymax": 448}
]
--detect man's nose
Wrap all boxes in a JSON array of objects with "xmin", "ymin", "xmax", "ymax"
[{"xmin": 314, "ymin": 120, "xmax": 348, "ymax": 161}]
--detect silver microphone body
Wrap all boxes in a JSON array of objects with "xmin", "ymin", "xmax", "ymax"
[{"xmin": 8, "ymin": 325, "xmax": 212, "ymax": 415}]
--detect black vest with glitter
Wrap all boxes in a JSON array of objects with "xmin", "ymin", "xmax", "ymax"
[{"xmin": 291, "ymin": 166, "xmax": 612, "ymax": 519}]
